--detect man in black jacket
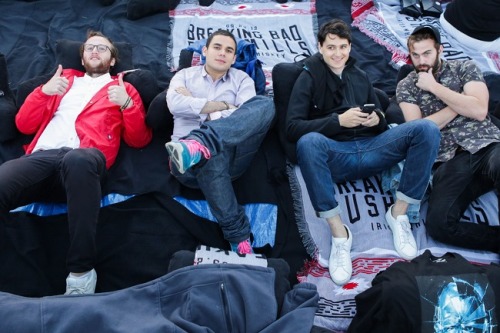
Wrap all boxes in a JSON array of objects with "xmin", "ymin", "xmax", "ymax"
[{"xmin": 286, "ymin": 19, "xmax": 440, "ymax": 285}]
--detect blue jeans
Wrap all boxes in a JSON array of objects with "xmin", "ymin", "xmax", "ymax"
[
  {"xmin": 297, "ymin": 119, "xmax": 440, "ymax": 218},
  {"xmin": 171, "ymin": 95, "xmax": 275, "ymax": 243}
]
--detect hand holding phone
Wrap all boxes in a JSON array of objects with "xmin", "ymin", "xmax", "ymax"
[{"xmin": 362, "ymin": 104, "xmax": 376, "ymax": 114}]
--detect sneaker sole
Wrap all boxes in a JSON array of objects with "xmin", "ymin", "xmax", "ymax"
[{"xmin": 165, "ymin": 142, "xmax": 188, "ymax": 174}]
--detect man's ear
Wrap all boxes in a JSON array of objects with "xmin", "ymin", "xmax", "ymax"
[
  {"xmin": 438, "ymin": 44, "xmax": 444, "ymax": 56},
  {"xmin": 110, "ymin": 58, "xmax": 116, "ymax": 67},
  {"xmin": 202, "ymin": 46, "xmax": 207, "ymax": 57}
]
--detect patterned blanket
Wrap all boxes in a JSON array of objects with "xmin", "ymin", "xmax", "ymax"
[
  {"xmin": 167, "ymin": 0, "xmax": 318, "ymax": 93},
  {"xmin": 291, "ymin": 164, "xmax": 500, "ymax": 332},
  {"xmin": 351, "ymin": 0, "xmax": 500, "ymax": 73}
]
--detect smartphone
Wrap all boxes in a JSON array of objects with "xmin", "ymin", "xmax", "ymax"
[{"xmin": 362, "ymin": 104, "xmax": 376, "ymax": 114}]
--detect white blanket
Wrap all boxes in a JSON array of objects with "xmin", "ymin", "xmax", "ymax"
[
  {"xmin": 290, "ymin": 164, "xmax": 500, "ymax": 332},
  {"xmin": 167, "ymin": 0, "xmax": 318, "ymax": 92},
  {"xmin": 351, "ymin": 0, "xmax": 500, "ymax": 73}
]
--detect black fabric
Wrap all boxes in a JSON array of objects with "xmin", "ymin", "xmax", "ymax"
[
  {"xmin": 15, "ymin": 73, "xmax": 52, "ymax": 109},
  {"xmin": 100, "ymin": 0, "xmax": 116, "ymax": 5},
  {"xmin": 123, "ymin": 69, "xmax": 160, "ymax": 109},
  {"xmin": 272, "ymin": 60, "xmax": 306, "ymax": 164},
  {"xmin": 443, "ymin": 0, "xmax": 500, "ymax": 42},
  {"xmin": 0, "ymin": 82, "xmax": 18, "ymax": 143},
  {"xmin": 0, "ymin": 0, "xmax": 397, "ymax": 298},
  {"xmin": 146, "ymin": 90, "xmax": 174, "ymax": 141},
  {"xmin": 399, "ymin": 0, "xmax": 422, "ymax": 18},
  {"xmin": 126, "ymin": 0, "xmax": 173, "ymax": 20},
  {"xmin": 348, "ymin": 250, "xmax": 500, "ymax": 333},
  {"xmin": 420, "ymin": 0, "xmax": 442, "ymax": 17},
  {"xmin": 56, "ymin": 39, "xmax": 133, "ymax": 75},
  {"xmin": 0, "ymin": 129, "xmax": 310, "ymax": 295}
]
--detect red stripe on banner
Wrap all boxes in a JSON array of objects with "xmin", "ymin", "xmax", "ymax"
[
  {"xmin": 170, "ymin": 1, "xmax": 316, "ymax": 17},
  {"xmin": 487, "ymin": 51, "xmax": 500, "ymax": 72},
  {"xmin": 351, "ymin": 0, "xmax": 374, "ymax": 20}
]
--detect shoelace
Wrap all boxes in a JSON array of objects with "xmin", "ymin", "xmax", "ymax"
[
  {"xmin": 397, "ymin": 220, "xmax": 412, "ymax": 245},
  {"xmin": 333, "ymin": 242, "xmax": 349, "ymax": 268},
  {"xmin": 237, "ymin": 240, "xmax": 252, "ymax": 254},
  {"xmin": 66, "ymin": 287, "xmax": 87, "ymax": 295},
  {"xmin": 181, "ymin": 139, "xmax": 211, "ymax": 160}
]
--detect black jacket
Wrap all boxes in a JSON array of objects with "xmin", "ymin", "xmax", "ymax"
[{"xmin": 286, "ymin": 53, "xmax": 386, "ymax": 143}]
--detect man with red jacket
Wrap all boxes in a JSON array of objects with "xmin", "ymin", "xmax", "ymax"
[{"xmin": 0, "ymin": 31, "xmax": 152, "ymax": 295}]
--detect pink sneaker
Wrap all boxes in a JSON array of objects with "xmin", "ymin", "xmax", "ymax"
[
  {"xmin": 165, "ymin": 139, "xmax": 211, "ymax": 174},
  {"xmin": 230, "ymin": 238, "xmax": 253, "ymax": 255}
]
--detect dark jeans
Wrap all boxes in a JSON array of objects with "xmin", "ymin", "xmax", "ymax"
[
  {"xmin": 0, "ymin": 148, "xmax": 107, "ymax": 272},
  {"xmin": 426, "ymin": 143, "xmax": 500, "ymax": 253},
  {"xmin": 172, "ymin": 96, "xmax": 275, "ymax": 243}
]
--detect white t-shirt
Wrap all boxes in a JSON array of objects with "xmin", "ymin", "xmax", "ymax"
[{"xmin": 33, "ymin": 73, "xmax": 112, "ymax": 151}]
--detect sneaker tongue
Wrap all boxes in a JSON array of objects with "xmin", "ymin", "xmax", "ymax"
[{"xmin": 333, "ymin": 237, "xmax": 348, "ymax": 244}]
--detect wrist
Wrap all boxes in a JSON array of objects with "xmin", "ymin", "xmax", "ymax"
[
  {"xmin": 120, "ymin": 96, "xmax": 132, "ymax": 111},
  {"xmin": 222, "ymin": 101, "xmax": 229, "ymax": 110}
]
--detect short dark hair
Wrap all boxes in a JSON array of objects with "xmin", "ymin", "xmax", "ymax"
[
  {"xmin": 317, "ymin": 19, "xmax": 352, "ymax": 46},
  {"xmin": 206, "ymin": 29, "xmax": 237, "ymax": 52},
  {"xmin": 79, "ymin": 30, "xmax": 119, "ymax": 63}
]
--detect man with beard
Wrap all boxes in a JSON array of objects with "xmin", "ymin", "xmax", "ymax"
[
  {"xmin": 397, "ymin": 25, "xmax": 500, "ymax": 253},
  {"xmin": 286, "ymin": 19, "xmax": 440, "ymax": 285},
  {"xmin": 0, "ymin": 31, "xmax": 152, "ymax": 295}
]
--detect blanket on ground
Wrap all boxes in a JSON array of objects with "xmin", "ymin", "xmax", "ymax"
[
  {"xmin": 292, "ymin": 165, "xmax": 500, "ymax": 332},
  {"xmin": 351, "ymin": 0, "xmax": 500, "ymax": 73}
]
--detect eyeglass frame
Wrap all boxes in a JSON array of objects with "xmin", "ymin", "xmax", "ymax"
[{"xmin": 83, "ymin": 44, "xmax": 111, "ymax": 53}]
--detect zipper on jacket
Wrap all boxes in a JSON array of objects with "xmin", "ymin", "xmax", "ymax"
[{"xmin": 220, "ymin": 283, "xmax": 233, "ymax": 333}]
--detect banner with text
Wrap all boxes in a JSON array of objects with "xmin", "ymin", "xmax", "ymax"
[{"xmin": 167, "ymin": 1, "xmax": 318, "ymax": 91}]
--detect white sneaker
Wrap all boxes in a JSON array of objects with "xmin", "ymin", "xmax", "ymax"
[
  {"xmin": 328, "ymin": 225, "xmax": 353, "ymax": 285},
  {"xmin": 64, "ymin": 269, "xmax": 97, "ymax": 295},
  {"xmin": 385, "ymin": 205, "xmax": 418, "ymax": 260}
]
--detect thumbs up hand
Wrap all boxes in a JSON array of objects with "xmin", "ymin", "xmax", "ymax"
[
  {"xmin": 108, "ymin": 72, "xmax": 131, "ymax": 109},
  {"xmin": 42, "ymin": 65, "xmax": 69, "ymax": 96}
]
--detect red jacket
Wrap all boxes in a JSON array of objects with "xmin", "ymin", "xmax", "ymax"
[{"xmin": 15, "ymin": 69, "xmax": 152, "ymax": 169}]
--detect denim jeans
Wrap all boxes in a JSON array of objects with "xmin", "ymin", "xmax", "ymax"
[
  {"xmin": 171, "ymin": 95, "xmax": 275, "ymax": 243},
  {"xmin": 296, "ymin": 119, "xmax": 440, "ymax": 218},
  {"xmin": 426, "ymin": 143, "xmax": 500, "ymax": 253},
  {"xmin": 0, "ymin": 148, "xmax": 107, "ymax": 272}
]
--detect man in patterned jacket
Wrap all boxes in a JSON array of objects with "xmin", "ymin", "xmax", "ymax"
[{"xmin": 397, "ymin": 25, "xmax": 500, "ymax": 253}]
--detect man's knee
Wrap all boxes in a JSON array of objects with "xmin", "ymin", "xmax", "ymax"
[
  {"xmin": 297, "ymin": 132, "xmax": 326, "ymax": 160},
  {"xmin": 425, "ymin": 205, "xmax": 459, "ymax": 242},
  {"xmin": 414, "ymin": 119, "xmax": 441, "ymax": 144},
  {"xmin": 61, "ymin": 149, "xmax": 105, "ymax": 175}
]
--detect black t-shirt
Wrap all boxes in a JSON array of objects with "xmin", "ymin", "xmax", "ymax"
[
  {"xmin": 444, "ymin": 0, "xmax": 500, "ymax": 41},
  {"xmin": 348, "ymin": 250, "xmax": 500, "ymax": 332}
]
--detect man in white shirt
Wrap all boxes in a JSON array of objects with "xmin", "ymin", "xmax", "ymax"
[
  {"xmin": 0, "ymin": 31, "xmax": 152, "ymax": 295},
  {"xmin": 165, "ymin": 30, "xmax": 275, "ymax": 255}
]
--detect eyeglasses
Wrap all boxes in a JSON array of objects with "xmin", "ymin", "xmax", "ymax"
[{"xmin": 83, "ymin": 44, "xmax": 111, "ymax": 53}]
